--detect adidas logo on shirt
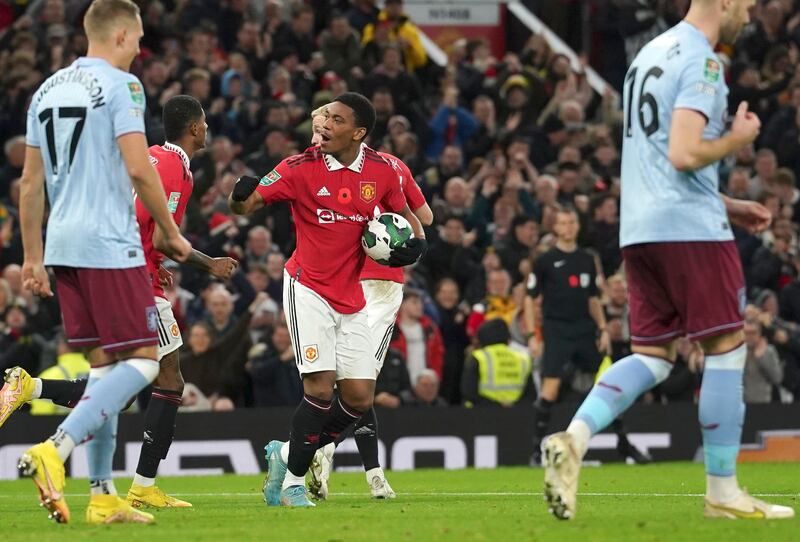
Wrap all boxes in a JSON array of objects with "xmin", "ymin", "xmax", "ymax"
[{"xmin": 317, "ymin": 186, "xmax": 331, "ymax": 197}]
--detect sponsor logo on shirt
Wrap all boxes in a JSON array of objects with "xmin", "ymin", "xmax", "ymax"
[
  {"xmin": 128, "ymin": 82, "xmax": 144, "ymax": 105},
  {"xmin": 554, "ymin": 260, "xmax": 566, "ymax": 268},
  {"xmin": 303, "ymin": 344, "xmax": 318, "ymax": 363},
  {"xmin": 360, "ymin": 181, "xmax": 377, "ymax": 203},
  {"xmin": 580, "ymin": 273, "xmax": 590, "ymax": 288},
  {"xmin": 167, "ymin": 191, "xmax": 180, "ymax": 213},
  {"xmin": 317, "ymin": 186, "xmax": 331, "ymax": 197},
  {"xmin": 260, "ymin": 169, "xmax": 281, "ymax": 186},
  {"xmin": 317, "ymin": 208, "xmax": 335, "ymax": 223},
  {"xmin": 703, "ymin": 58, "xmax": 720, "ymax": 83}
]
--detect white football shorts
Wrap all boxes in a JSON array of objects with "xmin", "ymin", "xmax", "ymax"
[
  {"xmin": 361, "ymin": 279, "xmax": 403, "ymax": 373},
  {"xmin": 283, "ymin": 271, "xmax": 375, "ymax": 380},
  {"xmin": 154, "ymin": 295, "xmax": 182, "ymax": 360}
]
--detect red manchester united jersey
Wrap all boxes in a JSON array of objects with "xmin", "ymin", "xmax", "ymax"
[
  {"xmin": 360, "ymin": 152, "xmax": 427, "ymax": 284},
  {"xmin": 256, "ymin": 144, "xmax": 407, "ymax": 313},
  {"xmin": 137, "ymin": 143, "xmax": 194, "ymax": 298}
]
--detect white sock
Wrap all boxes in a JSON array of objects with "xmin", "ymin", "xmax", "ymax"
[
  {"xmin": 32, "ymin": 378, "xmax": 42, "ymax": 399},
  {"xmin": 90, "ymin": 479, "xmax": 118, "ymax": 495},
  {"xmin": 49, "ymin": 429, "xmax": 76, "ymax": 462},
  {"xmin": 324, "ymin": 442, "xmax": 336, "ymax": 456},
  {"xmin": 365, "ymin": 467, "xmax": 384, "ymax": 483},
  {"xmin": 132, "ymin": 473, "xmax": 156, "ymax": 488},
  {"xmin": 566, "ymin": 419, "xmax": 592, "ymax": 458},
  {"xmin": 282, "ymin": 471, "xmax": 306, "ymax": 490},
  {"xmin": 280, "ymin": 441, "xmax": 290, "ymax": 463},
  {"xmin": 706, "ymin": 474, "xmax": 741, "ymax": 503}
]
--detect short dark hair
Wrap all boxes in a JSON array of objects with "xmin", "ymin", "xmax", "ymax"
[
  {"xmin": 333, "ymin": 92, "xmax": 376, "ymax": 139},
  {"xmin": 163, "ymin": 95, "xmax": 204, "ymax": 142}
]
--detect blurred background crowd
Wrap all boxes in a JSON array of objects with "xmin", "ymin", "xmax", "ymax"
[{"xmin": 1, "ymin": 0, "xmax": 799, "ymax": 412}]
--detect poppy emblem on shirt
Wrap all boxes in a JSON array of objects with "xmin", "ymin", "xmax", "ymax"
[
  {"xmin": 303, "ymin": 344, "xmax": 319, "ymax": 363},
  {"xmin": 568, "ymin": 275, "xmax": 579, "ymax": 288},
  {"xmin": 338, "ymin": 187, "xmax": 352, "ymax": 204},
  {"xmin": 360, "ymin": 181, "xmax": 376, "ymax": 203}
]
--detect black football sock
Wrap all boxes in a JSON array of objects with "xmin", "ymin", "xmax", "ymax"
[
  {"xmin": 317, "ymin": 396, "xmax": 363, "ymax": 449},
  {"xmin": 353, "ymin": 407, "xmax": 380, "ymax": 471},
  {"xmin": 532, "ymin": 398, "xmax": 554, "ymax": 448},
  {"xmin": 135, "ymin": 388, "xmax": 182, "ymax": 479},
  {"xmin": 40, "ymin": 378, "xmax": 87, "ymax": 408},
  {"xmin": 287, "ymin": 394, "xmax": 332, "ymax": 477}
]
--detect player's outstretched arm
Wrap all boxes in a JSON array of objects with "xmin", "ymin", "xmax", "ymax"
[
  {"xmin": 668, "ymin": 102, "xmax": 760, "ymax": 172},
  {"xmin": 19, "ymin": 146, "xmax": 53, "ymax": 297},
  {"xmin": 228, "ymin": 175, "xmax": 265, "ymax": 215},
  {"xmin": 119, "ymin": 133, "xmax": 192, "ymax": 261},
  {"xmin": 153, "ymin": 226, "xmax": 239, "ymax": 278}
]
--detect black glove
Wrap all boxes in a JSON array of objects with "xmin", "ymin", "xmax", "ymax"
[
  {"xmin": 231, "ymin": 175, "xmax": 260, "ymax": 202},
  {"xmin": 387, "ymin": 237, "xmax": 428, "ymax": 268}
]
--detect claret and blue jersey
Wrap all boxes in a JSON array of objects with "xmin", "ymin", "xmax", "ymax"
[
  {"xmin": 25, "ymin": 57, "xmax": 147, "ymax": 269},
  {"xmin": 620, "ymin": 21, "xmax": 733, "ymax": 247}
]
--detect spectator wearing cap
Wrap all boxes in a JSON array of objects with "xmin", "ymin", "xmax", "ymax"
[
  {"xmin": 390, "ymin": 289, "xmax": 445, "ymax": 384},
  {"xmin": 361, "ymin": 0, "xmax": 427, "ymax": 73},
  {"xmin": 497, "ymin": 73, "xmax": 540, "ymax": 142},
  {"xmin": 427, "ymin": 85, "xmax": 479, "ymax": 160},
  {"xmin": 400, "ymin": 369, "xmax": 449, "ymax": 407},
  {"xmin": 273, "ymin": 5, "xmax": 316, "ymax": 64},
  {"xmin": 461, "ymin": 319, "xmax": 532, "ymax": 407}
]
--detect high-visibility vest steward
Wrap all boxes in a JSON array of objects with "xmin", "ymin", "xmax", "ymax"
[{"xmin": 472, "ymin": 344, "xmax": 531, "ymax": 404}]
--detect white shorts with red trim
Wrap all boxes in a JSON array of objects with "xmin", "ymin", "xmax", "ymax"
[
  {"xmin": 155, "ymin": 296, "xmax": 183, "ymax": 361},
  {"xmin": 283, "ymin": 271, "xmax": 375, "ymax": 380}
]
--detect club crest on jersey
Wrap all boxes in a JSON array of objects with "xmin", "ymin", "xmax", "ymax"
[
  {"xmin": 128, "ymin": 82, "xmax": 144, "ymax": 105},
  {"xmin": 260, "ymin": 169, "xmax": 281, "ymax": 186},
  {"xmin": 303, "ymin": 344, "xmax": 319, "ymax": 363},
  {"xmin": 145, "ymin": 306, "xmax": 159, "ymax": 332},
  {"xmin": 167, "ymin": 191, "xmax": 180, "ymax": 213},
  {"xmin": 360, "ymin": 181, "xmax": 376, "ymax": 203},
  {"xmin": 703, "ymin": 58, "xmax": 720, "ymax": 83},
  {"xmin": 170, "ymin": 323, "xmax": 180, "ymax": 337}
]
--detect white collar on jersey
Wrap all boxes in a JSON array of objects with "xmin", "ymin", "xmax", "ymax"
[
  {"xmin": 162, "ymin": 142, "xmax": 191, "ymax": 172},
  {"xmin": 323, "ymin": 143, "xmax": 366, "ymax": 173}
]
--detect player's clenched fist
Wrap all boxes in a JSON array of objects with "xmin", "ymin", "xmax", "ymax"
[
  {"xmin": 730, "ymin": 101, "xmax": 761, "ymax": 147},
  {"xmin": 210, "ymin": 257, "xmax": 239, "ymax": 279},
  {"xmin": 231, "ymin": 175, "xmax": 260, "ymax": 202}
]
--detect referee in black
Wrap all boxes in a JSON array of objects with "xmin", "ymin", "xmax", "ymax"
[{"xmin": 524, "ymin": 207, "xmax": 645, "ymax": 465}]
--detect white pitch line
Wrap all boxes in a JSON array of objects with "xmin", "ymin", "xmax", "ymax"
[{"xmin": 2, "ymin": 491, "xmax": 790, "ymax": 499}]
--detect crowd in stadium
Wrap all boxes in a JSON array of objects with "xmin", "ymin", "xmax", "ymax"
[{"xmin": 0, "ymin": 0, "xmax": 799, "ymax": 411}]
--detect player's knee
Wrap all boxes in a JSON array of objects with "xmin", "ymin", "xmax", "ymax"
[
  {"xmin": 302, "ymin": 373, "xmax": 336, "ymax": 401},
  {"xmin": 340, "ymin": 390, "xmax": 374, "ymax": 412}
]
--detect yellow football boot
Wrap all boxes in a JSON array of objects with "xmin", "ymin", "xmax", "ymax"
[
  {"xmin": 127, "ymin": 484, "xmax": 192, "ymax": 508},
  {"xmin": 86, "ymin": 494, "xmax": 155, "ymax": 524},
  {"xmin": 17, "ymin": 440, "xmax": 70, "ymax": 524},
  {"xmin": 0, "ymin": 367, "xmax": 36, "ymax": 428}
]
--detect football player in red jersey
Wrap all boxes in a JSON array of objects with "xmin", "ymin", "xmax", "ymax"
[
  {"xmin": 304, "ymin": 105, "xmax": 432, "ymax": 500},
  {"xmin": 1, "ymin": 95, "xmax": 238, "ymax": 508},
  {"xmin": 229, "ymin": 92, "xmax": 427, "ymax": 507}
]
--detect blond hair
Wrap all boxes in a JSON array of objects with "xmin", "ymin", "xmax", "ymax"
[
  {"xmin": 310, "ymin": 104, "xmax": 329, "ymax": 119},
  {"xmin": 84, "ymin": 0, "xmax": 140, "ymax": 42}
]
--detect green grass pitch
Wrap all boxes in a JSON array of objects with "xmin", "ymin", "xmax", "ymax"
[{"xmin": 0, "ymin": 463, "xmax": 797, "ymax": 541}]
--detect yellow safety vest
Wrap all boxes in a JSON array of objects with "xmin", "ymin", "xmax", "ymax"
[
  {"xmin": 30, "ymin": 353, "xmax": 90, "ymax": 415},
  {"xmin": 473, "ymin": 344, "xmax": 531, "ymax": 404}
]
